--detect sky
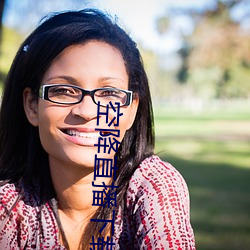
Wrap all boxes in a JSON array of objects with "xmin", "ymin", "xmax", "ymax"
[
  {"xmin": 95, "ymin": 0, "xmax": 210, "ymax": 53},
  {"xmin": 2, "ymin": 0, "xmax": 215, "ymax": 53}
]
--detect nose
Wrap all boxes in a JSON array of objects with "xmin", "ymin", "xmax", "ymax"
[{"xmin": 71, "ymin": 94, "xmax": 98, "ymax": 121}]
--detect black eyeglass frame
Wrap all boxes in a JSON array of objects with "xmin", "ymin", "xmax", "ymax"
[{"xmin": 39, "ymin": 84, "xmax": 133, "ymax": 107}]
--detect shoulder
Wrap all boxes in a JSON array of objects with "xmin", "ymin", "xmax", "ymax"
[
  {"xmin": 122, "ymin": 155, "xmax": 196, "ymax": 249},
  {"xmin": 0, "ymin": 181, "xmax": 60, "ymax": 248},
  {"xmin": 128, "ymin": 155, "xmax": 189, "ymax": 198},
  {"xmin": 138, "ymin": 154, "xmax": 183, "ymax": 179},
  {"xmin": 0, "ymin": 181, "xmax": 21, "ymax": 212},
  {"xmin": 125, "ymin": 155, "xmax": 191, "ymax": 216},
  {"xmin": 0, "ymin": 181, "xmax": 40, "ymax": 222},
  {"xmin": 0, "ymin": 181, "xmax": 39, "ymax": 210}
]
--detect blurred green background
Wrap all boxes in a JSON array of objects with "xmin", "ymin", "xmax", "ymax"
[
  {"xmin": 154, "ymin": 106, "xmax": 250, "ymax": 250},
  {"xmin": 0, "ymin": 1, "xmax": 250, "ymax": 249}
]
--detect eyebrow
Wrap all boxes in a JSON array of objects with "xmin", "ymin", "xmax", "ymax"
[
  {"xmin": 46, "ymin": 76, "xmax": 126, "ymax": 84},
  {"xmin": 45, "ymin": 75, "xmax": 79, "ymax": 84},
  {"xmin": 99, "ymin": 76, "xmax": 126, "ymax": 83}
]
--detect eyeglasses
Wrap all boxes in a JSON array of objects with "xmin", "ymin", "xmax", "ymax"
[{"xmin": 39, "ymin": 84, "xmax": 133, "ymax": 107}]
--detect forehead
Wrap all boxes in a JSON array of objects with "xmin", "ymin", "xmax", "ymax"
[
  {"xmin": 42, "ymin": 41, "xmax": 128, "ymax": 86},
  {"xmin": 50, "ymin": 41, "xmax": 125, "ymax": 68}
]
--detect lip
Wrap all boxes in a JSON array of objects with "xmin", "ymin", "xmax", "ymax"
[
  {"xmin": 60, "ymin": 127, "xmax": 101, "ymax": 146},
  {"xmin": 61, "ymin": 127, "xmax": 97, "ymax": 133},
  {"xmin": 59, "ymin": 127, "xmax": 114, "ymax": 146}
]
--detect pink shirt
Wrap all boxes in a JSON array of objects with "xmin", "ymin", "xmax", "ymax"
[{"xmin": 0, "ymin": 155, "xmax": 196, "ymax": 249}]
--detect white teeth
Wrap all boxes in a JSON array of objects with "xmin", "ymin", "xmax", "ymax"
[{"xmin": 66, "ymin": 130, "xmax": 100, "ymax": 138}]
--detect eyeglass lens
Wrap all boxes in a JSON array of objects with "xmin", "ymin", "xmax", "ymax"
[{"xmin": 46, "ymin": 85, "xmax": 129, "ymax": 106}]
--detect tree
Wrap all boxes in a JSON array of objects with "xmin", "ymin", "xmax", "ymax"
[
  {"xmin": 0, "ymin": 0, "xmax": 91, "ymax": 85},
  {"xmin": 188, "ymin": 1, "xmax": 250, "ymax": 98},
  {"xmin": 157, "ymin": 0, "xmax": 250, "ymax": 98}
]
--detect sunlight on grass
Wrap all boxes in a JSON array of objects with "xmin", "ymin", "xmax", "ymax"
[
  {"xmin": 156, "ymin": 140, "xmax": 250, "ymax": 169},
  {"xmin": 155, "ymin": 119, "xmax": 250, "ymax": 138}
]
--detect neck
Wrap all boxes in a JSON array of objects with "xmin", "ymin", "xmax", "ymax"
[
  {"xmin": 49, "ymin": 158, "xmax": 112, "ymax": 250},
  {"xmin": 49, "ymin": 158, "xmax": 111, "ymax": 219}
]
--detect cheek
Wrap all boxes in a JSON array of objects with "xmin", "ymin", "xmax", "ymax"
[
  {"xmin": 37, "ymin": 106, "xmax": 62, "ymax": 150},
  {"xmin": 108, "ymin": 108, "xmax": 134, "ymax": 141},
  {"xmin": 118, "ymin": 114, "xmax": 130, "ymax": 133},
  {"xmin": 38, "ymin": 114, "xmax": 55, "ymax": 152}
]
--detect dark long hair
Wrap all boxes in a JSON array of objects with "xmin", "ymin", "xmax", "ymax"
[{"xmin": 0, "ymin": 9, "xmax": 154, "ymax": 249}]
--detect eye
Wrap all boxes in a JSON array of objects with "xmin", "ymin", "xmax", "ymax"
[
  {"xmin": 49, "ymin": 85, "xmax": 78, "ymax": 96},
  {"xmin": 97, "ymin": 88, "xmax": 122, "ymax": 98}
]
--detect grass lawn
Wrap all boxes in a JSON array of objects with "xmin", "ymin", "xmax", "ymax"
[{"xmin": 154, "ymin": 105, "xmax": 250, "ymax": 250}]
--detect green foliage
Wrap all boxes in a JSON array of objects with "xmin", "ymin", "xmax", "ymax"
[
  {"xmin": 139, "ymin": 46, "xmax": 174, "ymax": 104},
  {"xmin": 156, "ymin": 0, "xmax": 250, "ymax": 99},
  {"xmin": 185, "ymin": 63, "xmax": 250, "ymax": 99},
  {"xmin": 187, "ymin": 1, "xmax": 250, "ymax": 98},
  {"xmin": 155, "ymin": 16, "xmax": 169, "ymax": 35},
  {"xmin": 0, "ymin": 26, "xmax": 23, "ymax": 86}
]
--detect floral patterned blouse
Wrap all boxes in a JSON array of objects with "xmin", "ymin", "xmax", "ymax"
[{"xmin": 0, "ymin": 155, "xmax": 196, "ymax": 249}]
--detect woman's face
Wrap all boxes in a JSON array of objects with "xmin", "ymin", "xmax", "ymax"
[{"xmin": 24, "ymin": 41, "xmax": 138, "ymax": 170}]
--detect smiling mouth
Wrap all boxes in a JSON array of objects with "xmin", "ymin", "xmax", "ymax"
[{"xmin": 62, "ymin": 129, "xmax": 111, "ymax": 138}]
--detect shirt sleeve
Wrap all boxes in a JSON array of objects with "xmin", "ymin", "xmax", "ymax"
[
  {"xmin": 126, "ymin": 155, "xmax": 196, "ymax": 250},
  {"xmin": 0, "ymin": 182, "xmax": 62, "ymax": 249},
  {"xmin": 0, "ymin": 182, "xmax": 26, "ymax": 249}
]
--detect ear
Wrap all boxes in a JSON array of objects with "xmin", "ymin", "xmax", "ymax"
[
  {"xmin": 23, "ymin": 87, "xmax": 39, "ymax": 127},
  {"xmin": 126, "ymin": 94, "xmax": 139, "ymax": 130}
]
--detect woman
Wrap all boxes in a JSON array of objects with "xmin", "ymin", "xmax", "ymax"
[{"xmin": 0, "ymin": 9, "xmax": 195, "ymax": 250}]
